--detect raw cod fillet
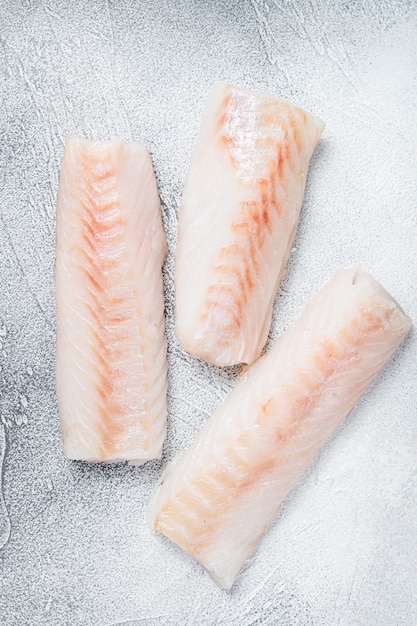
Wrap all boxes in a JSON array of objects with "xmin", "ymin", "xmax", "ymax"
[
  {"xmin": 56, "ymin": 135, "xmax": 168, "ymax": 463},
  {"xmin": 148, "ymin": 267, "xmax": 411, "ymax": 589},
  {"xmin": 175, "ymin": 83, "xmax": 325, "ymax": 366}
]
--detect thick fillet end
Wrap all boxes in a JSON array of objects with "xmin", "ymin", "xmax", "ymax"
[{"xmin": 345, "ymin": 266, "xmax": 412, "ymax": 335}]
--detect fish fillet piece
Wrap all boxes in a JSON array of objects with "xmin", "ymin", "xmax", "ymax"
[
  {"xmin": 175, "ymin": 83, "xmax": 325, "ymax": 366},
  {"xmin": 148, "ymin": 267, "xmax": 411, "ymax": 589},
  {"xmin": 56, "ymin": 135, "xmax": 168, "ymax": 463}
]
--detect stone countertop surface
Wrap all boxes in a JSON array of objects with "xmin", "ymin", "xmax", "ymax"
[{"xmin": 0, "ymin": 1, "xmax": 416, "ymax": 624}]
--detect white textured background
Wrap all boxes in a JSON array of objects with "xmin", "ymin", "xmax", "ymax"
[{"xmin": 0, "ymin": 1, "xmax": 416, "ymax": 624}]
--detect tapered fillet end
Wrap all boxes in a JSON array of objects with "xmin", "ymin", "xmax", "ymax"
[
  {"xmin": 339, "ymin": 266, "xmax": 412, "ymax": 338},
  {"xmin": 147, "ymin": 494, "xmax": 238, "ymax": 590},
  {"xmin": 311, "ymin": 115, "xmax": 326, "ymax": 143}
]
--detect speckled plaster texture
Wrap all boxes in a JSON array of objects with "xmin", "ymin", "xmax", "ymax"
[{"xmin": 0, "ymin": 1, "xmax": 416, "ymax": 625}]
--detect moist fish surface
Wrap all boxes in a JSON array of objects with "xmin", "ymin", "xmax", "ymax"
[
  {"xmin": 148, "ymin": 267, "xmax": 412, "ymax": 589},
  {"xmin": 175, "ymin": 83, "xmax": 325, "ymax": 366},
  {"xmin": 56, "ymin": 135, "xmax": 167, "ymax": 463}
]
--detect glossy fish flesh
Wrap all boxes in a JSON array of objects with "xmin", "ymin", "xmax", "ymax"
[
  {"xmin": 175, "ymin": 83, "xmax": 325, "ymax": 366},
  {"xmin": 56, "ymin": 136, "xmax": 167, "ymax": 463},
  {"xmin": 148, "ymin": 267, "xmax": 411, "ymax": 588}
]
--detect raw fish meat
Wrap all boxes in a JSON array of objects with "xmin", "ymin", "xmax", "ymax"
[
  {"xmin": 175, "ymin": 83, "xmax": 325, "ymax": 366},
  {"xmin": 148, "ymin": 268, "xmax": 411, "ymax": 588},
  {"xmin": 56, "ymin": 136, "xmax": 167, "ymax": 463}
]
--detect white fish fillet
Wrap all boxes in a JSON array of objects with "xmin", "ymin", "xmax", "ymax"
[
  {"xmin": 56, "ymin": 135, "xmax": 168, "ymax": 463},
  {"xmin": 175, "ymin": 83, "xmax": 325, "ymax": 366},
  {"xmin": 148, "ymin": 267, "xmax": 411, "ymax": 589}
]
